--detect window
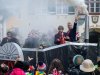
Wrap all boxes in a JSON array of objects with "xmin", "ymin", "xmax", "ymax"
[
  {"xmin": 48, "ymin": 0, "xmax": 56, "ymax": 14},
  {"xmin": 85, "ymin": 0, "xmax": 100, "ymax": 13},
  {"xmin": 68, "ymin": 6, "xmax": 75, "ymax": 14},
  {"xmin": 48, "ymin": 0, "xmax": 75, "ymax": 15}
]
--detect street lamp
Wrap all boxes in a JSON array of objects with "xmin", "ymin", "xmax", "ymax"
[{"xmin": 78, "ymin": 14, "xmax": 89, "ymax": 43}]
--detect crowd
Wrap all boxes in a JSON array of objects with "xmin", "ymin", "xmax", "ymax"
[
  {"xmin": 0, "ymin": 55, "xmax": 100, "ymax": 75},
  {"xmin": 0, "ymin": 15, "xmax": 99, "ymax": 75}
]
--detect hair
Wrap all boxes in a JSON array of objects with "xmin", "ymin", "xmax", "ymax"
[
  {"xmin": 38, "ymin": 61, "xmax": 44, "ymax": 66},
  {"xmin": 7, "ymin": 31, "xmax": 17, "ymax": 38},
  {"xmin": 67, "ymin": 22, "xmax": 71, "ymax": 24},
  {"xmin": 14, "ymin": 61, "xmax": 29, "ymax": 71},
  {"xmin": 7, "ymin": 31, "xmax": 13, "ymax": 35},
  {"xmin": 14, "ymin": 61, "xmax": 24, "ymax": 69},
  {"xmin": 48, "ymin": 58, "xmax": 64, "ymax": 74},
  {"xmin": 22, "ymin": 61, "xmax": 30, "ymax": 71},
  {"xmin": 58, "ymin": 26, "xmax": 64, "ymax": 30}
]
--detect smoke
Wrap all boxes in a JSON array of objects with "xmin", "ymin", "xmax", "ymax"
[
  {"xmin": 67, "ymin": 0, "xmax": 85, "ymax": 5},
  {"xmin": 66, "ymin": 0, "xmax": 88, "ymax": 15},
  {"xmin": 0, "ymin": 0, "xmax": 88, "ymax": 46}
]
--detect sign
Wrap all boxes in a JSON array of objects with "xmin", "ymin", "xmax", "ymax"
[
  {"xmin": 92, "ymin": 16, "xmax": 99, "ymax": 24},
  {"xmin": 78, "ymin": 14, "xmax": 85, "ymax": 25},
  {"xmin": 0, "ymin": 43, "xmax": 24, "ymax": 61}
]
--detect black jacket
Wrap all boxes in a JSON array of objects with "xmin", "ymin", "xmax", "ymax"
[
  {"xmin": 67, "ymin": 22, "xmax": 77, "ymax": 42},
  {"xmin": 68, "ymin": 65, "xmax": 80, "ymax": 75},
  {"xmin": 54, "ymin": 32, "xmax": 67, "ymax": 45},
  {"xmin": 79, "ymin": 71, "xmax": 95, "ymax": 75},
  {"xmin": 94, "ymin": 69, "xmax": 100, "ymax": 75},
  {"xmin": 0, "ymin": 37, "xmax": 20, "ymax": 46}
]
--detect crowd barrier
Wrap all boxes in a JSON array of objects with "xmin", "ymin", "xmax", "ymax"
[
  {"xmin": 22, "ymin": 42, "xmax": 97, "ymax": 71},
  {"xmin": 0, "ymin": 42, "xmax": 98, "ymax": 71}
]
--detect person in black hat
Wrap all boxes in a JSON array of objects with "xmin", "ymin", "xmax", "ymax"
[{"xmin": 0, "ymin": 31, "xmax": 20, "ymax": 46}]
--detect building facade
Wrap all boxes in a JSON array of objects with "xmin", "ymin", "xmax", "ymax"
[{"xmin": 0, "ymin": 0, "xmax": 100, "ymax": 45}]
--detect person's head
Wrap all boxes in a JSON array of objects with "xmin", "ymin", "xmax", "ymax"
[
  {"xmin": 58, "ymin": 26, "xmax": 64, "ymax": 33},
  {"xmin": 22, "ymin": 61, "xmax": 30, "ymax": 71},
  {"xmin": 67, "ymin": 22, "xmax": 73, "ymax": 30},
  {"xmin": 7, "ymin": 31, "xmax": 13, "ymax": 39},
  {"xmin": 73, "ymin": 55, "xmax": 84, "ymax": 66},
  {"xmin": 14, "ymin": 61, "xmax": 29, "ymax": 71},
  {"xmin": 37, "ymin": 61, "xmax": 46, "ymax": 71},
  {"xmin": 0, "ymin": 63, "xmax": 9, "ymax": 73},
  {"xmin": 48, "ymin": 59, "xmax": 64, "ymax": 73},
  {"xmin": 80, "ymin": 59, "xmax": 95, "ymax": 72},
  {"xmin": 14, "ymin": 61, "xmax": 24, "ymax": 69}
]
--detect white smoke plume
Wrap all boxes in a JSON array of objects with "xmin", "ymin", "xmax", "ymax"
[{"xmin": 66, "ymin": 0, "xmax": 88, "ymax": 15}]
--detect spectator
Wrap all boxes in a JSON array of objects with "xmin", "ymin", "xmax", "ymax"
[
  {"xmin": 79, "ymin": 59, "xmax": 95, "ymax": 75},
  {"xmin": 0, "ymin": 63, "xmax": 9, "ymax": 75},
  {"xmin": 66, "ymin": 16, "xmax": 79, "ymax": 42},
  {"xmin": 23, "ymin": 61, "xmax": 35, "ymax": 75},
  {"xmin": 95, "ymin": 61, "xmax": 100, "ymax": 75},
  {"xmin": 35, "ymin": 61, "xmax": 46, "ymax": 75},
  {"xmin": 68, "ymin": 55, "xmax": 84, "ymax": 75},
  {"xmin": 10, "ymin": 61, "xmax": 26, "ymax": 75},
  {"xmin": 54, "ymin": 26, "xmax": 68, "ymax": 45},
  {"xmin": 73, "ymin": 55, "xmax": 84, "ymax": 68},
  {"xmin": 0, "ymin": 31, "xmax": 20, "ymax": 46},
  {"xmin": 48, "ymin": 59, "xmax": 64, "ymax": 75},
  {"xmin": 22, "ymin": 61, "xmax": 30, "ymax": 72}
]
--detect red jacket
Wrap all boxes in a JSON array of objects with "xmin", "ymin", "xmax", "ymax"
[{"xmin": 10, "ymin": 68, "xmax": 25, "ymax": 75}]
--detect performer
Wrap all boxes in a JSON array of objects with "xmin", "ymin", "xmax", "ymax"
[
  {"xmin": 54, "ymin": 26, "xmax": 68, "ymax": 45},
  {"xmin": 0, "ymin": 31, "xmax": 20, "ymax": 46},
  {"xmin": 66, "ymin": 17, "xmax": 79, "ymax": 42}
]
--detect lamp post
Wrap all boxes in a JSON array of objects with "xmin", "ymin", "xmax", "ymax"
[
  {"xmin": 85, "ymin": 15, "xmax": 89, "ymax": 43},
  {"xmin": 78, "ymin": 14, "xmax": 89, "ymax": 43}
]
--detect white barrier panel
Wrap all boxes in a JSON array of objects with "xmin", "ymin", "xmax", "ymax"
[
  {"xmin": 0, "ymin": 43, "xmax": 24, "ymax": 61},
  {"xmin": 22, "ymin": 42, "xmax": 97, "ymax": 52},
  {"xmin": 43, "ymin": 42, "xmax": 97, "ymax": 51},
  {"xmin": 0, "ymin": 42, "xmax": 97, "ymax": 61}
]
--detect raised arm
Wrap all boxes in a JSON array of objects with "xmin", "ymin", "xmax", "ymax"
[{"xmin": 72, "ymin": 16, "xmax": 79, "ymax": 32}]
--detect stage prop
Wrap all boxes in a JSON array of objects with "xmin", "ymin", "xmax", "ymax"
[
  {"xmin": 0, "ymin": 43, "xmax": 98, "ymax": 72},
  {"xmin": 0, "ymin": 43, "xmax": 24, "ymax": 61}
]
